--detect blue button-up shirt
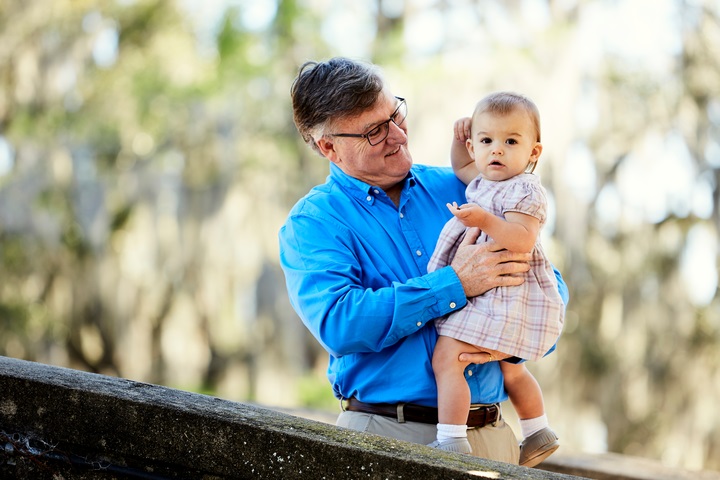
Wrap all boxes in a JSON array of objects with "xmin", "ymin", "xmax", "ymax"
[{"xmin": 279, "ymin": 163, "xmax": 568, "ymax": 407}]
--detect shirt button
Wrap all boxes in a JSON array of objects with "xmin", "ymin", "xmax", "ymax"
[
  {"xmin": 399, "ymin": 213, "xmax": 404, "ymax": 218},
  {"xmin": 366, "ymin": 196, "xmax": 372, "ymax": 202},
  {"xmin": 416, "ymin": 322, "xmax": 422, "ymax": 327},
  {"xmin": 467, "ymin": 370, "xmax": 473, "ymax": 377},
  {"xmin": 415, "ymin": 250, "xmax": 422, "ymax": 256},
  {"xmin": 449, "ymin": 302, "xmax": 456, "ymax": 309},
  {"xmin": 374, "ymin": 189, "xmax": 380, "ymax": 194}
]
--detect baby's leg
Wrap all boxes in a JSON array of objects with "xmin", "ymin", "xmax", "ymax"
[
  {"xmin": 499, "ymin": 362, "xmax": 544, "ymax": 420},
  {"xmin": 430, "ymin": 335, "xmax": 497, "ymax": 453},
  {"xmin": 432, "ymin": 335, "xmax": 476, "ymax": 425},
  {"xmin": 500, "ymin": 362, "xmax": 559, "ymax": 467}
]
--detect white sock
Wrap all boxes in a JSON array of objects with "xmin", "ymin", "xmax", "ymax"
[
  {"xmin": 437, "ymin": 423, "xmax": 468, "ymax": 442},
  {"xmin": 520, "ymin": 414, "xmax": 548, "ymax": 439}
]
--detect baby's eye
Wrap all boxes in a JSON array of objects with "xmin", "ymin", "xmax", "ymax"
[
  {"xmin": 506, "ymin": 138, "xmax": 518, "ymax": 145},
  {"xmin": 480, "ymin": 137, "xmax": 492, "ymax": 144}
]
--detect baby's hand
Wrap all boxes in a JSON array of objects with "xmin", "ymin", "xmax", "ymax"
[
  {"xmin": 453, "ymin": 117, "xmax": 472, "ymax": 142},
  {"xmin": 447, "ymin": 202, "xmax": 481, "ymax": 227},
  {"xmin": 447, "ymin": 202, "xmax": 472, "ymax": 213}
]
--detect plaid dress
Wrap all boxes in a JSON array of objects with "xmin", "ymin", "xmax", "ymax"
[{"xmin": 428, "ymin": 174, "xmax": 564, "ymax": 361}]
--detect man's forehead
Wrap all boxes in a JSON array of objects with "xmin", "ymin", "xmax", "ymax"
[{"xmin": 343, "ymin": 94, "xmax": 397, "ymax": 131}]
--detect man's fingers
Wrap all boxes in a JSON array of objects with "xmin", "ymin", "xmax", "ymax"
[
  {"xmin": 451, "ymin": 238, "xmax": 531, "ymax": 297},
  {"xmin": 459, "ymin": 227, "xmax": 480, "ymax": 246},
  {"xmin": 459, "ymin": 352, "xmax": 492, "ymax": 364},
  {"xmin": 499, "ymin": 260, "xmax": 531, "ymax": 275},
  {"xmin": 480, "ymin": 240, "xmax": 506, "ymax": 253},
  {"xmin": 495, "ymin": 274, "xmax": 525, "ymax": 288},
  {"xmin": 459, "ymin": 350, "xmax": 511, "ymax": 364}
]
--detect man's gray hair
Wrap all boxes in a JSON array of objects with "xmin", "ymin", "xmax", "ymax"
[{"xmin": 290, "ymin": 57, "xmax": 385, "ymax": 155}]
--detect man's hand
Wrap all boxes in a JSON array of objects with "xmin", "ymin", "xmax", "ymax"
[
  {"xmin": 458, "ymin": 350, "xmax": 512, "ymax": 364},
  {"xmin": 450, "ymin": 228, "xmax": 531, "ymax": 298}
]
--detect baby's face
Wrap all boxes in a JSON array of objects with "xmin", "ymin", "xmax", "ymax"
[{"xmin": 467, "ymin": 109, "xmax": 542, "ymax": 181}]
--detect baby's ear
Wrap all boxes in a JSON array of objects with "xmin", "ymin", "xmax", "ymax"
[
  {"xmin": 527, "ymin": 142, "xmax": 542, "ymax": 173},
  {"xmin": 531, "ymin": 141, "xmax": 543, "ymax": 159}
]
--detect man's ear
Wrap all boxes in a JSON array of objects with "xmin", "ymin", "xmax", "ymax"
[{"xmin": 316, "ymin": 136, "xmax": 341, "ymax": 164}]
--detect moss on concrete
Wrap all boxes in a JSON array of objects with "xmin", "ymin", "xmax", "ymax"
[{"xmin": 0, "ymin": 356, "xmax": 584, "ymax": 479}]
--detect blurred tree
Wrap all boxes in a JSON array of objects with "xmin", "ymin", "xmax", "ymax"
[
  {"xmin": 0, "ymin": 0, "xmax": 719, "ymax": 472},
  {"xmin": 538, "ymin": 0, "xmax": 720, "ymax": 470},
  {"xmin": 0, "ymin": 0, "xmax": 406, "ymax": 399}
]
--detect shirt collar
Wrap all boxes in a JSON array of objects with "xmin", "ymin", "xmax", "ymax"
[{"xmin": 329, "ymin": 163, "xmax": 417, "ymax": 203}]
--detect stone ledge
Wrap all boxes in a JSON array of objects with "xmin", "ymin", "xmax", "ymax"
[
  {"xmin": 0, "ymin": 356, "xmax": 583, "ymax": 479},
  {"xmin": 269, "ymin": 406, "xmax": 720, "ymax": 480},
  {"xmin": 538, "ymin": 452, "xmax": 720, "ymax": 480}
]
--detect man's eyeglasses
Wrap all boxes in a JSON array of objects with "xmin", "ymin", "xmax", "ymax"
[{"xmin": 330, "ymin": 97, "xmax": 407, "ymax": 146}]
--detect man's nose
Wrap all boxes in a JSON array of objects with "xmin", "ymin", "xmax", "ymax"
[{"xmin": 386, "ymin": 119, "xmax": 407, "ymax": 144}]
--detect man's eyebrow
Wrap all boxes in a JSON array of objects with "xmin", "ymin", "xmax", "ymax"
[
  {"xmin": 360, "ymin": 119, "xmax": 384, "ymax": 132},
  {"xmin": 360, "ymin": 100, "xmax": 400, "ymax": 131}
]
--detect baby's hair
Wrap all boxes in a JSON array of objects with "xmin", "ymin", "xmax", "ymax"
[{"xmin": 473, "ymin": 91, "xmax": 541, "ymax": 142}]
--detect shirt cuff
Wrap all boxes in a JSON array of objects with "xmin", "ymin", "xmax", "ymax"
[{"xmin": 426, "ymin": 266, "xmax": 467, "ymax": 317}]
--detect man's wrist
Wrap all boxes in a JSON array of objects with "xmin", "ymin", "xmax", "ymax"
[{"xmin": 436, "ymin": 266, "xmax": 468, "ymax": 314}]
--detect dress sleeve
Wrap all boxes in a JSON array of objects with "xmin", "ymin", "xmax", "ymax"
[{"xmin": 502, "ymin": 178, "xmax": 548, "ymax": 224}]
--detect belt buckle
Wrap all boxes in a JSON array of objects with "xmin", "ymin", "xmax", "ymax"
[
  {"xmin": 487, "ymin": 403, "xmax": 499, "ymax": 426},
  {"xmin": 469, "ymin": 403, "xmax": 500, "ymax": 428}
]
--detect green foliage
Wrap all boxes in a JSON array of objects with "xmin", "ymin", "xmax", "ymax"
[
  {"xmin": 297, "ymin": 374, "xmax": 338, "ymax": 411},
  {"xmin": 0, "ymin": 301, "xmax": 30, "ymax": 331},
  {"xmin": 0, "ymin": 234, "xmax": 30, "ymax": 273},
  {"xmin": 0, "ymin": 0, "xmax": 719, "ymax": 471}
]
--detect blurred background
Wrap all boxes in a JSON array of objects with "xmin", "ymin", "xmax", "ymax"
[{"xmin": 1, "ymin": 0, "xmax": 719, "ymax": 472}]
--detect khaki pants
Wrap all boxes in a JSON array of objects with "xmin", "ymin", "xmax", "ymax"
[{"xmin": 336, "ymin": 409, "xmax": 519, "ymax": 464}]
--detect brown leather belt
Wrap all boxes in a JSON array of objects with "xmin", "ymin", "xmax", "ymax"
[{"xmin": 344, "ymin": 398, "xmax": 500, "ymax": 429}]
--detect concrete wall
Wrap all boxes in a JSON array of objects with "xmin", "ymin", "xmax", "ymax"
[
  {"xmin": 0, "ymin": 356, "xmax": 581, "ymax": 479},
  {"xmin": 3, "ymin": 356, "xmax": 720, "ymax": 480}
]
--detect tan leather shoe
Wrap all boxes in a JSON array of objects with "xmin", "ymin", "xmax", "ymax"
[{"xmin": 519, "ymin": 427, "xmax": 559, "ymax": 467}]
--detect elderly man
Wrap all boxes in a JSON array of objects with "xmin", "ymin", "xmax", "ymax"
[{"xmin": 278, "ymin": 57, "xmax": 567, "ymax": 464}]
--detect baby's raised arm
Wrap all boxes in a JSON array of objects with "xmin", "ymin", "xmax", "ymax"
[{"xmin": 451, "ymin": 117, "xmax": 479, "ymax": 185}]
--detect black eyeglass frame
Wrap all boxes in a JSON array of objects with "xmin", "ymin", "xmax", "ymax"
[{"xmin": 329, "ymin": 97, "xmax": 407, "ymax": 146}]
